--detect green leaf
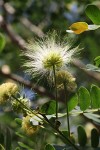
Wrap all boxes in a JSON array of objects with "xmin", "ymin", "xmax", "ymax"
[
  {"xmin": 0, "ymin": 33, "xmax": 6, "ymax": 52},
  {"xmin": 0, "ymin": 127, "xmax": 4, "ymax": 145},
  {"xmin": 15, "ymin": 132, "xmax": 24, "ymax": 138},
  {"xmin": 86, "ymin": 64, "xmax": 100, "ymax": 72},
  {"xmin": 61, "ymin": 131, "xmax": 75, "ymax": 144},
  {"xmin": 0, "ymin": 144, "xmax": 5, "ymax": 150},
  {"xmin": 78, "ymin": 87, "xmax": 91, "ymax": 111},
  {"xmin": 85, "ymin": 5, "xmax": 100, "ymax": 25},
  {"xmin": 84, "ymin": 113, "xmax": 100, "ymax": 123},
  {"xmin": 18, "ymin": 142, "xmax": 33, "ymax": 150},
  {"xmin": 5, "ymin": 128, "xmax": 12, "ymax": 150},
  {"xmin": 68, "ymin": 94, "xmax": 78, "ymax": 112},
  {"xmin": 15, "ymin": 118, "xmax": 22, "ymax": 125},
  {"xmin": 15, "ymin": 147, "xmax": 21, "ymax": 150},
  {"xmin": 40, "ymin": 100, "xmax": 56, "ymax": 115},
  {"xmin": 88, "ymin": 25, "xmax": 100, "ymax": 30},
  {"xmin": 94, "ymin": 56, "xmax": 100, "ymax": 67},
  {"xmin": 77, "ymin": 126, "xmax": 87, "ymax": 147},
  {"xmin": 45, "ymin": 144, "xmax": 55, "ymax": 150},
  {"xmin": 90, "ymin": 85, "xmax": 100, "ymax": 108},
  {"xmin": 91, "ymin": 128, "xmax": 99, "ymax": 148}
]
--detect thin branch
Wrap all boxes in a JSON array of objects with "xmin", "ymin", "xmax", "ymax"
[
  {"xmin": 0, "ymin": 69, "xmax": 55, "ymax": 99},
  {"xmin": 2, "ymin": 1, "xmax": 44, "ymax": 38},
  {"xmin": 0, "ymin": 15, "xmax": 26, "ymax": 50},
  {"xmin": 0, "ymin": 1, "xmax": 100, "ymax": 83},
  {"xmin": 72, "ymin": 59, "xmax": 100, "ymax": 82},
  {"xmin": 20, "ymin": 17, "xmax": 44, "ymax": 38}
]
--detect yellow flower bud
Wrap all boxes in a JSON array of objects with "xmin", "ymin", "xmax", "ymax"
[
  {"xmin": 22, "ymin": 115, "xmax": 40, "ymax": 136},
  {"xmin": 43, "ymin": 51, "xmax": 63, "ymax": 69},
  {"xmin": 56, "ymin": 70, "xmax": 77, "ymax": 92},
  {"xmin": 0, "ymin": 82, "xmax": 18, "ymax": 105},
  {"xmin": 12, "ymin": 97, "xmax": 29, "ymax": 114},
  {"xmin": 56, "ymin": 70, "xmax": 75, "ymax": 84}
]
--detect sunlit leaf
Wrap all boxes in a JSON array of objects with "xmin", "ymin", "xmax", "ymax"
[
  {"xmin": 69, "ymin": 22, "xmax": 88, "ymax": 34},
  {"xmin": 0, "ymin": 144, "xmax": 5, "ymax": 150},
  {"xmin": 45, "ymin": 144, "xmax": 55, "ymax": 150},
  {"xmin": 85, "ymin": 5, "xmax": 100, "ymax": 25},
  {"xmin": 66, "ymin": 24, "xmax": 100, "ymax": 34},
  {"xmin": 77, "ymin": 126, "xmax": 87, "ymax": 146},
  {"xmin": 88, "ymin": 25, "xmax": 100, "ymax": 30},
  {"xmin": 40, "ymin": 100, "xmax": 56, "ymax": 115},
  {"xmin": 84, "ymin": 113, "xmax": 100, "ymax": 123},
  {"xmin": 78, "ymin": 87, "xmax": 91, "ymax": 111},
  {"xmin": 86, "ymin": 64, "xmax": 100, "ymax": 72},
  {"xmin": 94, "ymin": 56, "xmax": 100, "ymax": 67},
  {"xmin": 68, "ymin": 94, "xmax": 78, "ymax": 112}
]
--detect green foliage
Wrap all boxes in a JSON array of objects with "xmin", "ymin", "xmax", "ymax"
[
  {"xmin": 85, "ymin": 5, "xmax": 100, "ymax": 25},
  {"xmin": 0, "ymin": 33, "xmax": 6, "ymax": 53},
  {"xmin": 15, "ymin": 147, "xmax": 21, "ymax": 150},
  {"xmin": 86, "ymin": 64, "xmax": 100, "ymax": 72},
  {"xmin": 84, "ymin": 113, "xmax": 100, "ymax": 124},
  {"xmin": 90, "ymin": 85, "xmax": 100, "ymax": 108},
  {"xmin": 45, "ymin": 144, "xmax": 56, "ymax": 150},
  {"xmin": 94, "ymin": 56, "xmax": 100, "ymax": 67},
  {"xmin": 77, "ymin": 126, "xmax": 87, "ymax": 147},
  {"xmin": 68, "ymin": 94, "xmax": 78, "ymax": 112},
  {"xmin": 0, "ymin": 144, "xmax": 5, "ymax": 150},
  {"xmin": 18, "ymin": 142, "xmax": 33, "ymax": 150},
  {"xmin": 5, "ymin": 128, "xmax": 12, "ymax": 150},
  {"xmin": 91, "ymin": 128, "xmax": 99, "ymax": 148},
  {"xmin": 0, "ymin": 128, "xmax": 4, "ymax": 146},
  {"xmin": 40, "ymin": 100, "xmax": 56, "ymax": 115},
  {"xmin": 0, "ymin": 1, "xmax": 100, "ymax": 150},
  {"xmin": 15, "ymin": 118, "xmax": 22, "ymax": 125},
  {"xmin": 78, "ymin": 87, "xmax": 90, "ymax": 111}
]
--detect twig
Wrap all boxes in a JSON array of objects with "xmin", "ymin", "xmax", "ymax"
[
  {"xmin": 0, "ymin": 2, "xmax": 100, "ymax": 82},
  {"xmin": 0, "ymin": 69, "xmax": 55, "ymax": 99},
  {"xmin": 72, "ymin": 59, "xmax": 100, "ymax": 82},
  {"xmin": 20, "ymin": 17, "xmax": 44, "ymax": 38}
]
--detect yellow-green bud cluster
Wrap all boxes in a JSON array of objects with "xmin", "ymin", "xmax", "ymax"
[
  {"xmin": 12, "ymin": 97, "xmax": 29, "ymax": 114},
  {"xmin": 43, "ymin": 51, "xmax": 63, "ymax": 69},
  {"xmin": 0, "ymin": 82, "xmax": 18, "ymax": 105},
  {"xmin": 56, "ymin": 70, "xmax": 77, "ymax": 92},
  {"xmin": 22, "ymin": 115, "xmax": 40, "ymax": 136}
]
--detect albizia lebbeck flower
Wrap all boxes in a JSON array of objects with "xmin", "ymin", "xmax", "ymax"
[{"xmin": 22, "ymin": 32, "xmax": 79, "ymax": 79}]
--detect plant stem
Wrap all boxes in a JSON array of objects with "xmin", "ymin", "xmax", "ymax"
[
  {"xmin": 53, "ymin": 65, "xmax": 58, "ymax": 121},
  {"xmin": 63, "ymin": 83, "xmax": 70, "ymax": 137},
  {"xmin": 11, "ymin": 95, "xmax": 45, "ymax": 122},
  {"xmin": 12, "ymin": 95, "xmax": 79, "ymax": 150},
  {"xmin": 42, "ymin": 114, "xmax": 79, "ymax": 150}
]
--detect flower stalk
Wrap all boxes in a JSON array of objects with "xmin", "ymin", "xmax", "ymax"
[
  {"xmin": 63, "ymin": 82, "xmax": 70, "ymax": 137},
  {"xmin": 12, "ymin": 95, "xmax": 79, "ymax": 150},
  {"xmin": 42, "ymin": 114, "xmax": 79, "ymax": 150},
  {"xmin": 53, "ymin": 65, "xmax": 58, "ymax": 122}
]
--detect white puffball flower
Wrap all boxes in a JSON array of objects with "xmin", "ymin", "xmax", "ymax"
[{"xmin": 22, "ymin": 32, "xmax": 79, "ymax": 79}]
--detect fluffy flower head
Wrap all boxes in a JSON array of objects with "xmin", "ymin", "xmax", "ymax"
[
  {"xmin": 23, "ymin": 32, "xmax": 79, "ymax": 78},
  {"xmin": 56, "ymin": 70, "xmax": 77, "ymax": 92},
  {"xmin": 22, "ymin": 115, "xmax": 40, "ymax": 136},
  {"xmin": 0, "ymin": 82, "xmax": 18, "ymax": 105},
  {"xmin": 12, "ymin": 97, "xmax": 29, "ymax": 114}
]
